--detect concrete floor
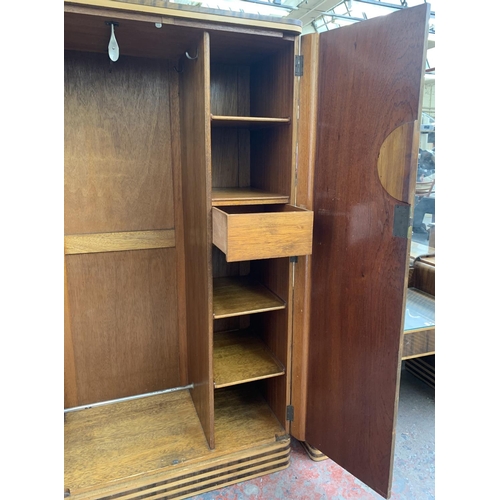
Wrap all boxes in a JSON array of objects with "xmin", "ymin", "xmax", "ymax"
[{"xmin": 190, "ymin": 366, "xmax": 435, "ymax": 500}]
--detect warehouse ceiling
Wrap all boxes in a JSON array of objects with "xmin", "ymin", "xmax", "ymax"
[
  {"xmin": 171, "ymin": 0, "xmax": 436, "ymax": 36},
  {"xmin": 171, "ymin": 0, "xmax": 435, "ymax": 71}
]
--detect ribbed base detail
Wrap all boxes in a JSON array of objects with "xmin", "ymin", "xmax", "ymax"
[
  {"xmin": 300, "ymin": 441, "xmax": 328, "ymax": 462},
  {"xmin": 405, "ymin": 356, "xmax": 435, "ymax": 389},
  {"xmin": 66, "ymin": 438, "xmax": 290, "ymax": 500}
]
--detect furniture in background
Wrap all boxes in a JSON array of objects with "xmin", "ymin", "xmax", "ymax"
[
  {"xmin": 403, "ymin": 255, "xmax": 435, "ymax": 382},
  {"xmin": 413, "ymin": 179, "xmax": 435, "ymax": 233}
]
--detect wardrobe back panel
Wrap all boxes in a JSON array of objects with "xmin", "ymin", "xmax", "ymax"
[
  {"xmin": 210, "ymin": 64, "xmax": 250, "ymax": 116},
  {"xmin": 65, "ymin": 248, "xmax": 180, "ymax": 407},
  {"xmin": 64, "ymin": 51, "xmax": 175, "ymax": 234},
  {"xmin": 64, "ymin": 50, "xmax": 184, "ymax": 408}
]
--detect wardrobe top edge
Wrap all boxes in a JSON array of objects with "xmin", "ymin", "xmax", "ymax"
[
  {"xmin": 64, "ymin": 0, "xmax": 303, "ymax": 35},
  {"xmin": 65, "ymin": 2, "xmax": 299, "ymax": 64}
]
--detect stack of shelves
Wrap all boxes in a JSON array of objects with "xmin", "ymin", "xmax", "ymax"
[{"xmin": 208, "ymin": 52, "xmax": 312, "ymax": 440}]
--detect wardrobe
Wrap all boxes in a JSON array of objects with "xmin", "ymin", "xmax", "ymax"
[{"xmin": 64, "ymin": 1, "xmax": 430, "ymax": 498}]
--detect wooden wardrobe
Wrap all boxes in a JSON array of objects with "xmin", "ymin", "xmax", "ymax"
[{"xmin": 64, "ymin": 1, "xmax": 430, "ymax": 499}]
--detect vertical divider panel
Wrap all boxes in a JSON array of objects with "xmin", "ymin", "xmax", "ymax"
[{"xmin": 180, "ymin": 32, "xmax": 215, "ymax": 449}]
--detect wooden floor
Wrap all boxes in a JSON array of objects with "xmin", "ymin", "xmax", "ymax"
[{"xmin": 65, "ymin": 385, "xmax": 288, "ymax": 499}]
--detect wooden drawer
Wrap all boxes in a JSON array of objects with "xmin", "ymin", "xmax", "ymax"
[
  {"xmin": 402, "ymin": 328, "xmax": 435, "ymax": 360},
  {"xmin": 212, "ymin": 205, "xmax": 313, "ymax": 262}
]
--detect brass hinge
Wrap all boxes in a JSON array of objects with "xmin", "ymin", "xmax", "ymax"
[
  {"xmin": 294, "ymin": 55, "xmax": 304, "ymax": 76},
  {"xmin": 286, "ymin": 405, "xmax": 295, "ymax": 421}
]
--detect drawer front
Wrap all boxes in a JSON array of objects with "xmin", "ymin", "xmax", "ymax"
[
  {"xmin": 402, "ymin": 328, "xmax": 435, "ymax": 360},
  {"xmin": 213, "ymin": 205, "xmax": 313, "ymax": 262}
]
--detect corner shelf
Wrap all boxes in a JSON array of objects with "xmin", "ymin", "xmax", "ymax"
[
  {"xmin": 213, "ymin": 276, "xmax": 286, "ymax": 319},
  {"xmin": 213, "ymin": 329, "xmax": 285, "ymax": 388}
]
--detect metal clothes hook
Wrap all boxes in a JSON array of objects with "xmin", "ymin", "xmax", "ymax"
[
  {"xmin": 105, "ymin": 21, "xmax": 120, "ymax": 62},
  {"xmin": 185, "ymin": 48, "xmax": 198, "ymax": 60}
]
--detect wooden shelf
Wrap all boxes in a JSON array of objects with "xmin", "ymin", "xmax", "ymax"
[
  {"xmin": 404, "ymin": 288, "xmax": 435, "ymax": 332},
  {"xmin": 213, "ymin": 276, "xmax": 285, "ymax": 319},
  {"xmin": 212, "ymin": 188, "xmax": 289, "ymax": 206},
  {"xmin": 211, "ymin": 115, "xmax": 290, "ymax": 128},
  {"xmin": 213, "ymin": 329, "xmax": 285, "ymax": 388},
  {"xmin": 215, "ymin": 384, "xmax": 286, "ymax": 444}
]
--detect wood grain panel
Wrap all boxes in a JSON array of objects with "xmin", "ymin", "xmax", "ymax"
[
  {"xmin": 65, "ymin": 260, "xmax": 78, "ymax": 408},
  {"xmin": 168, "ymin": 66, "xmax": 188, "ymax": 386},
  {"xmin": 378, "ymin": 122, "xmax": 420, "ymax": 203},
  {"xmin": 179, "ymin": 32, "xmax": 214, "ymax": 448},
  {"xmin": 65, "ymin": 386, "xmax": 287, "ymax": 497},
  {"xmin": 251, "ymin": 126, "xmax": 293, "ymax": 202},
  {"xmin": 212, "ymin": 245, "xmax": 250, "ymax": 280},
  {"xmin": 210, "ymin": 64, "xmax": 250, "ymax": 116},
  {"xmin": 211, "ymin": 128, "xmax": 250, "ymax": 188},
  {"xmin": 250, "ymin": 44, "xmax": 294, "ymax": 119},
  {"xmin": 65, "ymin": 249, "xmax": 180, "ymax": 406},
  {"xmin": 304, "ymin": 5, "xmax": 429, "ymax": 498},
  {"xmin": 64, "ymin": 229, "xmax": 175, "ymax": 254},
  {"xmin": 209, "ymin": 30, "xmax": 298, "ymax": 65},
  {"xmin": 64, "ymin": 51, "xmax": 174, "ymax": 234},
  {"xmin": 251, "ymin": 258, "xmax": 293, "ymax": 431},
  {"xmin": 250, "ymin": 43, "xmax": 298, "ymax": 198},
  {"xmin": 210, "ymin": 65, "xmax": 250, "ymax": 192},
  {"xmin": 212, "ymin": 205, "xmax": 313, "ymax": 262},
  {"xmin": 290, "ymin": 33, "xmax": 319, "ymax": 441},
  {"xmin": 65, "ymin": 390, "xmax": 204, "ymax": 492}
]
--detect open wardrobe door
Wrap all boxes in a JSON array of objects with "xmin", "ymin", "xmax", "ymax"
[{"xmin": 303, "ymin": 4, "xmax": 429, "ymax": 498}]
